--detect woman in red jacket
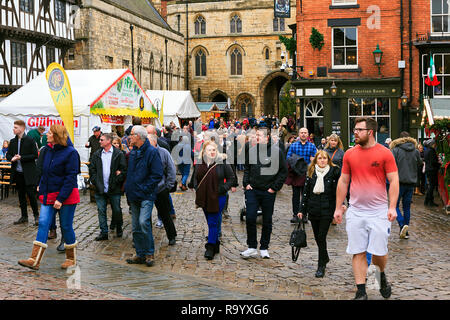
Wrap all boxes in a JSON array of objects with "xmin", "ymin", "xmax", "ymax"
[{"xmin": 18, "ymin": 124, "xmax": 80, "ymax": 271}]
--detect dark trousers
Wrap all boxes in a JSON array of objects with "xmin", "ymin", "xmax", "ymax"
[
  {"xmin": 292, "ymin": 186, "xmax": 303, "ymax": 217},
  {"xmin": 245, "ymin": 189, "xmax": 276, "ymax": 250},
  {"xmin": 425, "ymin": 173, "xmax": 437, "ymax": 205},
  {"xmin": 15, "ymin": 172, "xmax": 39, "ymax": 219},
  {"xmin": 155, "ymin": 189, "xmax": 177, "ymax": 241},
  {"xmin": 310, "ymin": 218, "xmax": 333, "ymax": 267},
  {"xmin": 95, "ymin": 193, "xmax": 123, "ymax": 234}
]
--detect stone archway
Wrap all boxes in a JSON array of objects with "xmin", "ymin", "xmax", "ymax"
[
  {"xmin": 259, "ymin": 71, "xmax": 289, "ymax": 117},
  {"xmin": 209, "ymin": 90, "xmax": 228, "ymax": 102}
]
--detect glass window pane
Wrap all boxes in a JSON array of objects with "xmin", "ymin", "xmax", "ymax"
[
  {"xmin": 377, "ymin": 118, "xmax": 390, "ymax": 143},
  {"xmin": 444, "ymin": 76, "xmax": 450, "ymax": 95},
  {"xmin": 349, "ymin": 117, "xmax": 356, "ymax": 146},
  {"xmin": 345, "ymin": 28, "xmax": 357, "ymax": 46},
  {"xmin": 231, "ymin": 52, "xmax": 236, "ymax": 75},
  {"xmin": 363, "ymin": 98, "xmax": 376, "ymax": 116},
  {"xmin": 237, "ymin": 52, "xmax": 242, "ymax": 75},
  {"xmin": 195, "ymin": 21, "xmax": 199, "ymax": 34},
  {"xmin": 334, "ymin": 48, "xmax": 344, "ymax": 65},
  {"xmin": 273, "ymin": 18, "xmax": 278, "ymax": 31},
  {"xmin": 230, "ymin": 20, "xmax": 235, "ymax": 33},
  {"xmin": 237, "ymin": 19, "xmax": 242, "ymax": 33},
  {"xmin": 377, "ymin": 98, "xmax": 390, "ymax": 116},
  {"xmin": 346, "ymin": 47, "xmax": 357, "ymax": 65},
  {"xmin": 195, "ymin": 54, "xmax": 200, "ymax": 76},
  {"xmin": 280, "ymin": 18, "xmax": 285, "ymax": 31},
  {"xmin": 349, "ymin": 98, "xmax": 362, "ymax": 116},
  {"xmin": 444, "ymin": 15, "xmax": 449, "ymax": 32},
  {"xmin": 434, "ymin": 77, "xmax": 443, "ymax": 95},
  {"xmin": 423, "ymin": 54, "xmax": 430, "ymax": 75},
  {"xmin": 444, "ymin": 55, "xmax": 450, "ymax": 74},
  {"xmin": 444, "ymin": 0, "xmax": 449, "ymax": 13},
  {"xmin": 201, "ymin": 21, "xmax": 206, "ymax": 34},
  {"xmin": 201, "ymin": 54, "xmax": 206, "ymax": 76},
  {"xmin": 432, "ymin": 0, "xmax": 443, "ymax": 14},
  {"xmin": 432, "ymin": 16, "xmax": 443, "ymax": 32},
  {"xmin": 435, "ymin": 54, "xmax": 443, "ymax": 74},
  {"xmin": 333, "ymin": 28, "xmax": 345, "ymax": 46}
]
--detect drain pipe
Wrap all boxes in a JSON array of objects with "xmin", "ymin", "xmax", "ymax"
[
  {"xmin": 407, "ymin": 0, "xmax": 413, "ymax": 131},
  {"xmin": 400, "ymin": 0, "xmax": 404, "ymax": 131}
]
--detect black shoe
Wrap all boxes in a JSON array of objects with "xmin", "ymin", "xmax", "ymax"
[
  {"xmin": 214, "ymin": 240, "xmax": 220, "ymax": 254},
  {"xmin": 290, "ymin": 216, "xmax": 300, "ymax": 223},
  {"xmin": 116, "ymin": 227, "xmax": 123, "ymax": 238},
  {"xmin": 429, "ymin": 202, "xmax": 439, "ymax": 207},
  {"xmin": 57, "ymin": 239, "xmax": 65, "ymax": 252},
  {"xmin": 204, "ymin": 243, "xmax": 215, "ymax": 260},
  {"xmin": 33, "ymin": 215, "xmax": 39, "ymax": 226},
  {"xmin": 315, "ymin": 266, "xmax": 325, "ymax": 278},
  {"xmin": 168, "ymin": 238, "xmax": 176, "ymax": 246},
  {"xmin": 126, "ymin": 256, "xmax": 145, "ymax": 264},
  {"xmin": 353, "ymin": 291, "xmax": 368, "ymax": 300},
  {"xmin": 379, "ymin": 273, "xmax": 392, "ymax": 299},
  {"xmin": 94, "ymin": 233, "xmax": 108, "ymax": 241},
  {"xmin": 14, "ymin": 217, "xmax": 28, "ymax": 225},
  {"xmin": 110, "ymin": 223, "xmax": 116, "ymax": 230}
]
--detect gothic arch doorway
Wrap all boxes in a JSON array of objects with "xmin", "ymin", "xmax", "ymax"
[{"xmin": 259, "ymin": 71, "xmax": 289, "ymax": 117}]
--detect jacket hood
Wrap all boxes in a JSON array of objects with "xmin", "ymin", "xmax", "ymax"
[{"xmin": 389, "ymin": 137, "xmax": 417, "ymax": 150}]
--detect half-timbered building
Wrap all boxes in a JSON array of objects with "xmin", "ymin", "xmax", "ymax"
[{"xmin": 0, "ymin": 0, "xmax": 77, "ymax": 95}]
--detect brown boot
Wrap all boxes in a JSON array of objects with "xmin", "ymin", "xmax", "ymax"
[
  {"xmin": 415, "ymin": 187, "xmax": 424, "ymax": 196},
  {"xmin": 48, "ymin": 229, "xmax": 57, "ymax": 239},
  {"xmin": 61, "ymin": 242, "xmax": 77, "ymax": 269},
  {"xmin": 18, "ymin": 241, "xmax": 47, "ymax": 270}
]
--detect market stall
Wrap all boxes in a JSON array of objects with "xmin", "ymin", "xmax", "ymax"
[
  {"xmin": 145, "ymin": 90, "xmax": 200, "ymax": 128},
  {"xmin": 0, "ymin": 69, "xmax": 158, "ymax": 162}
]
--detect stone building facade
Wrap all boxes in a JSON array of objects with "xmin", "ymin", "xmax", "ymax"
[
  {"xmin": 158, "ymin": 0, "xmax": 297, "ymax": 119},
  {"xmin": 65, "ymin": 0, "xmax": 185, "ymax": 92}
]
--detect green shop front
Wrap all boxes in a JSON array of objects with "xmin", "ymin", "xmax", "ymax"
[{"xmin": 290, "ymin": 78, "xmax": 402, "ymax": 148}]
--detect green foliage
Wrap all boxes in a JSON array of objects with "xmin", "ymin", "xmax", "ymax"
[
  {"xmin": 279, "ymin": 81, "xmax": 296, "ymax": 120},
  {"xmin": 279, "ymin": 35, "xmax": 296, "ymax": 55},
  {"xmin": 309, "ymin": 27, "xmax": 324, "ymax": 51}
]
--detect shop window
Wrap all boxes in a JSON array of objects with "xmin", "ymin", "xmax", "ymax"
[
  {"xmin": 332, "ymin": 27, "xmax": 358, "ymax": 68},
  {"xmin": 348, "ymin": 97, "xmax": 390, "ymax": 146},
  {"xmin": 431, "ymin": 0, "xmax": 450, "ymax": 33}
]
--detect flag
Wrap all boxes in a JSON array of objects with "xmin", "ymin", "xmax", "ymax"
[
  {"xmin": 45, "ymin": 63, "xmax": 74, "ymax": 141},
  {"xmin": 425, "ymin": 56, "xmax": 441, "ymax": 87},
  {"xmin": 159, "ymin": 93, "xmax": 164, "ymax": 126}
]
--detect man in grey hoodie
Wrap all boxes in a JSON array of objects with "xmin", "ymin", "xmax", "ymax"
[
  {"xmin": 148, "ymin": 134, "xmax": 177, "ymax": 245},
  {"xmin": 390, "ymin": 132, "xmax": 423, "ymax": 239}
]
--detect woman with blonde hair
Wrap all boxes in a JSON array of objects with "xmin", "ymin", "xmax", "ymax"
[
  {"xmin": 297, "ymin": 150, "xmax": 343, "ymax": 278},
  {"xmin": 18, "ymin": 124, "xmax": 80, "ymax": 270},
  {"xmin": 193, "ymin": 141, "xmax": 235, "ymax": 260},
  {"xmin": 324, "ymin": 133, "xmax": 345, "ymax": 169}
]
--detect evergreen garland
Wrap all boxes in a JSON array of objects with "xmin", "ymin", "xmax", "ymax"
[{"xmin": 309, "ymin": 27, "xmax": 324, "ymax": 51}]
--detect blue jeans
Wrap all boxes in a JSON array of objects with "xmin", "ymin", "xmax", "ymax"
[
  {"xmin": 179, "ymin": 164, "xmax": 191, "ymax": 186},
  {"xmin": 95, "ymin": 193, "xmax": 123, "ymax": 234},
  {"xmin": 245, "ymin": 189, "xmax": 276, "ymax": 250},
  {"xmin": 130, "ymin": 200, "xmax": 155, "ymax": 257},
  {"xmin": 203, "ymin": 195, "xmax": 227, "ymax": 244},
  {"xmin": 36, "ymin": 204, "xmax": 77, "ymax": 245},
  {"xmin": 396, "ymin": 184, "xmax": 414, "ymax": 228}
]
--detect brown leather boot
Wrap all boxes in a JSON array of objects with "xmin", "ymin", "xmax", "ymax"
[
  {"xmin": 61, "ymin": 242, "xmax": 77, "ymax": 269},
  {"xmin": 18, "ymin": 241, "xmax": 47, "ymax": 270},
  {"xmin": 48, "ymin": 229, "xmax": 57, "ymax": 239}
]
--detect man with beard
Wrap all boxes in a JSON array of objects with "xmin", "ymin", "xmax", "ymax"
[{"xmin": 333, "ymin": 117, "xmax": 399, "ymax": 300}]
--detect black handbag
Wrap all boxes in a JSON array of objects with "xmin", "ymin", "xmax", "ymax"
[{"xmin": 289, "ymin": 221, "xmax": 307, "ymax": 262}]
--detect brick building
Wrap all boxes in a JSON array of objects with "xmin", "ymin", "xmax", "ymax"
[{"xmin": 291, "ymin": 0, "xmax": 447, "ymax": 147}]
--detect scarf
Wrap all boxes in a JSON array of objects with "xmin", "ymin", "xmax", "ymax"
[{"xmin": 313, "ymin": 164, "xmax": 330, "ymax": 194}]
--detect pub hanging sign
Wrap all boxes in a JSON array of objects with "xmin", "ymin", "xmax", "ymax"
[{"xmin": 274, "ymin": 0, "xmax": 290, "ymax": 18}]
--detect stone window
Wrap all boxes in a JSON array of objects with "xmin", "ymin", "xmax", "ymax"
[
  {"xmin": 137, "ymin": 48, "xmax": 143, "ymax": 83},
  {"xmin": 273, "ymin": 18, "xmax": 285, "ymax": 32},
  {"xmin": 431, "ymin": 0, "xmax": 450, "ymax": 33},
  {"xmin": 122, "ymin": 59, "xmax": 129, "ymax": 68},
  {"xmin": 19, "ymin": 0, "xmax": 33, "ymax": 13},
  {"xmin": 265, "ymin": 48, "xmax": 270, "ymax": 60},
  {"xmin": 195, "ymin": 49, "xmax": 206, "ymax": 77},
  {"xmin": 149, "ymin": 53, "xmax": 154, "ymax": 90},
  {"xmin": 160, "ymin": 58, "xmax": 164, "ymax": 90},
  {"xmin": 332, "ymin": 27, "xmax": 357, "ymax": 68},
  {"xmin": 169, "ymin": 59, "xmax": 173, "ymax": 90},
  {"xmin": 237, "ymin": 95, "xmax": 254, "ymax": 117},
  {"xmin": 11, "ymin": 41, "xmax": 27, "ymax": 68},
  {"xmin": 46, "ymin": 47, "xmax": 55, "ymax": 67},
  {"xmin": 55, "ymin": 0, "xmax": 66, "ymax": 22},
  {"xmin": 230, "ymin": 14, "xmax": 242, "ymax": 33},
  {"xmin": 177, "ymin": 62, "xmax": 182, "ymax": 90},
  {"xmin": 230, "ymin": 48, "xmax": 242, "ymax": 76},
  {"xmin": 195, "ymin": 15, "xmax": 206, "ymax": 35}
]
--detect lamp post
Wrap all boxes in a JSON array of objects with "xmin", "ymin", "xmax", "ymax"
[
  {"xmin": 401, "ymin": 90, "xmax": 408, "ymax": 107},
  {"xmin": 373, "ymin": 44, "xmax": 383, "ymax": 75},
  {"xmin": 330, "ymin": 81, "xmax": 337, "ymax": 96}
]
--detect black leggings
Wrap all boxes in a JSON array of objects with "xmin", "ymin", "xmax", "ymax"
[{"xmin": 310, "ymin": 218, "xmax": 333, "ymax": 267}]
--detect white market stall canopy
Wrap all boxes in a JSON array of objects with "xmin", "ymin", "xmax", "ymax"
[{"xmin": 145, "ymin": 90, "xmax": 201, "ymax": 127}]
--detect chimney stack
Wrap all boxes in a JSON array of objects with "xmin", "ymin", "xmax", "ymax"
[{"xmin": 160, "ymin": 0, "xmax": 168, "ymax": 21}]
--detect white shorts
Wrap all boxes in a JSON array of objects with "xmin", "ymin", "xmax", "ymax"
[{"xmin": 345, "ymin": 207, "xmax": 391, "ymax": 256}]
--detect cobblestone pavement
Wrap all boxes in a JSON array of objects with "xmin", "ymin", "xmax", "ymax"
[{"xmin": 0, "ymin": 172, "xmax": 449, "ymax": 300}]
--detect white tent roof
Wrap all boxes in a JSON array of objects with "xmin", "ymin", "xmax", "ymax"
[
  {"xmin": 145, "ymin": 90, "xmax": 201, "ymax": 125},
  {"xmin": 0, "ymin": 69, "xmax": 128, "ymax": 117}
]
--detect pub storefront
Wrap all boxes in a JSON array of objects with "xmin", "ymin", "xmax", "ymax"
[{"xmin": 291, "ymin": 78, "xmax": 402, "ymax": 149}]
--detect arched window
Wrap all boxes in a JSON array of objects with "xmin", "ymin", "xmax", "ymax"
[
  {"xmin": 195, "ymin": 49, "xmax": 207, "ymax": 76},
  {"xmin": 177, "ymin": 62, "xmax": 181, "ymax": 90},
  {"xmin": 230, "ymin": 48, "xmax": 242, "ymax": 75},
  {"xmin": 160, "ymin": 58, "xmax": 164, "ymax": 90},
  {"xmin": 149, "ymin": 53, "xmax": 154, "ymax": 90},
  {"xmin": 169, "ymin": 59, "xmax": 173, "ymax": 90},
  {"xmin": 237, "ymin": 94, "xmax": 254, "ymax": 117},
  {"xmin": 137, "ymin": 48, "xmax": 143, "ymax": 83},
  {"xmin": 230, "ymin": 14, "xmax": 242, "ymax": 33},
  {"xmin": 265, "ymin": 48, "xmax": 270, "ymax": 60},
  {"xmin": 194, "ymin": 15, "xmax": 206, "ymax": 35}
]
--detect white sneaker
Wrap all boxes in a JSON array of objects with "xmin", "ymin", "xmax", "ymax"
[
  {"xmin": 400, "ymin": 225, "xmax": 408, "ymax": 239},
  {"xmin": 156, "ymin": 219, "xmax": 164, "ymax": 228},
  {"xmin": 240, "ymin": 248, "xmax": 258, "ymax": 259},
  {"xmin": 260, "ymin": 249, "xmax": 270, "ymax": 259}
]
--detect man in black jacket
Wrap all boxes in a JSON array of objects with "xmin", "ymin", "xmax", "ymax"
[
  {"xmin": 6, "ymin": 120, "xmax": 39, "ymax": 225},
  {"xmin": 89, "ymin": 133, "xmax": 127, "ymax": 240},
  {"xmin": 423, "ymin": 138, "xmax": 441, "ymax": 207},
  {"xmin": 241, "ymin": 127, "xmax": 287, "ymax": 259}
]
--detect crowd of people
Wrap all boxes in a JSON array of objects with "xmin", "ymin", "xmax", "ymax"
[{"xmin": 3, "ymin": 113, "xmax": 443, "ymax": 300}]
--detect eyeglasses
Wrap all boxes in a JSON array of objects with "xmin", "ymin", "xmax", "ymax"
[{"xmin": 353, "ymin": 128, "xmax": 371, "ymax": 133}]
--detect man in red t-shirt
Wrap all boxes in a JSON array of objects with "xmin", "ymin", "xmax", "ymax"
[{"xmin": 334, "ymin": 117, "xmax": 399, "ymax": 300}]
